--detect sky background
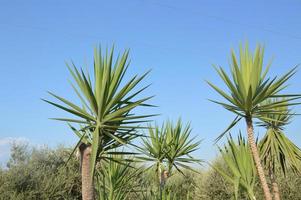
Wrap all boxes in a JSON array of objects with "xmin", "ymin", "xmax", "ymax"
[{"xmin": 1, "ymin": 0, "xmax": 301, "ymax": 166}]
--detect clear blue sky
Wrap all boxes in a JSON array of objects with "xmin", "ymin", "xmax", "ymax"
[{"xmin": 1, "ymin": 0, "xmax": 301, "ymax": 164}]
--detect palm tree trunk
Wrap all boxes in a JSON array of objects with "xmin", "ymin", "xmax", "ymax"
[
  {"xmin": 79, "ymin": 143, "xmax": 95, "ymax": 200},
  {"xmin": 269, "ymin": 168, "xmax": 281, "ymax": 200},
  {"xmin": 272, "ymin": 180, "xmax": 281, "ymax": 200},
  {"xmin": 158, "ymin": 166, "xmax": 163, "ymax": 196},
  {"xmin": 246, "ymin": 117, "xmax": 272, "ymax": 200},
  {"xmin": 158, "ymin": 164, "xmax": 168, "ymax": 198}
]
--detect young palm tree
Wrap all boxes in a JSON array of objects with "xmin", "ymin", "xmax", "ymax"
[
  {"xmin": 138, "ymin": 119, "xmax": 202, "ymax": 195},
  {"xmin": 207, "ymin": 43, "xmax": 300, "ymax": 200},
  {"xmin": 96, "ymin": 156, "xmax": 143, "ymax": 200},
  {"xmin": 214, "ymin": 134, "xmax": 256, "ymax": 200},
  {"xmin": 43, "ymin": 47, "xmax": 155, "ymax": 200},
  {"xmin": 139, "ymin": 124, "xmax": 168, "ymax": 192},
  {"xmin": 164, "ymin": 119, "xmax": 202, "ymax": 175},
  {"xmin": 258, "ymin": 98, "xmax": 301, "ymax": 200}
]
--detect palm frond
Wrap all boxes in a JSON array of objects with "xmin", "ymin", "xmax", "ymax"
[{"xmin": 44, "ymin": 46, "xmax": 155, "ymax": 177}]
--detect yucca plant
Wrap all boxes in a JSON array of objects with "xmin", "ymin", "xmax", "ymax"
[
  {"xmin": 43, "ymin": 47, "xmax": 155, "ymax": 200},
  {"xmin": 214, "ymin": 134, "xmax": 256, "ymax": 200},
  {"xmin": 96, "ymin": 156, "xmax": 143, "ymax": 200},
  {"xmin": 139, "ymin": 124, "xmax": 168, "ymax": 192},
  {"xmin": 165, "ymin": 119, "xmax": 202, "ymax": 174},
  {"xmin": 258, "ymin": 98, "xmax": 301, "ymax": 200},
  {"xmin": 138, "ymin": 119, "xmax": 201, "ymax": 196},
  {"xmin": 207, "ymin": 43, "xmax": 300, "ymax": 200}
]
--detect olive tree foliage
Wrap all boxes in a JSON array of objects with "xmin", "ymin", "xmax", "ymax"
[
  {"xmin": 0, "ymin": 142, "xmax": 81, "ymax": 200},
  {"xmin": 1, "ymin": 143, "xmax": 301, "ymax": 200}
]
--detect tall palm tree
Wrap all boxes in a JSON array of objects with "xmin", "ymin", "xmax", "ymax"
[
  {"xmin": 138, "ymin": 119, "xmax": 202, "ymax": 195},
  {"xmin": 43, "ymin": 47, "xmax": 155, "ymax": 200},
  {"xmin": 214, "ymin": 134, "xmax": 256, "ymax": 200},
  {"xmin": 258, "ymin": 98, "xmax": 301, "ymax": 200},
  {"xmin": 207, "ymin": 43, "xmax": 300, "ymax": 200}
]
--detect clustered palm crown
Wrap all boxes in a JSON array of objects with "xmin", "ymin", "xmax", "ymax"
[
  {"xmin": 165, "ymin": 120, "xmax": 202, "ymax": 173},
  {"xmin": 258, "ymin": 98, "xmax": 292, "ymax": 130},
  {"xmin": 207, "ymin": 44, "xmax": 300, "ymax": 141},
  {"xmin": 43, "ymin": 47, "xmax": 155, "ymax": 175},
  {"xmin": 139, "ymin": 119, "xmax": 202, "ymax": 174},
  {"xmin": 258, "ymin": 99, "xmax": 301, "ymax": 174}
]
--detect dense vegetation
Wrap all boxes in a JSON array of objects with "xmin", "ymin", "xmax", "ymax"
[{"xmin": 1, "ymin": 143, "xmax": 301, "ymax": 200}]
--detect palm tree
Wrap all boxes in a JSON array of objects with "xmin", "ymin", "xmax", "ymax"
[
  {"xmin": 258, "ymin": 98, "xmax": 301, "ymax": 200},
  {"xmin": 138, "ymin": 119, "xmax": 202, "ymax": 196},
  {"xmin": 43, "ymin": 47, "xmax": 155, "ymax": 200},
  {"xmin": 139, "ymin": 123, "xmax": 168, "ymax": 193},
  {"xmin": 214, "ymin": 134, "xmax": 256, "ymax": 200},
  {"xmin": 96, "ymin": 156, "xmax": 143, "ymax": 200},
  {"xmin": 164, "ymin": 119, "xmax": 202, "ymax": 175},
  {"xmin": 207, "ymin": 43, "xmax": 300, "ymax": 200}
]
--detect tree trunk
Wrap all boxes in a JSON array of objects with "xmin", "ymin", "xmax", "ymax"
[
  {"xmin": 79, "ymin": 143, "xmax": 94, "ymax": 200},
  {"xmin": 269, "ymin": 168, "xmax": 281, "ymax": 200},
  {"xmin": 158, "ymin": 163, "xmax": 168, "ymax": 198},
  {"xmin": 272, "ymin": 180, "xmax": 281, "ymax": 200},
  {"xmin": 158, "ymin": 166, "xmax": 163, "ymax": 197},
  {"xmin": 246, "ymin": 117, "xmax": 272, "ymax": 200}
]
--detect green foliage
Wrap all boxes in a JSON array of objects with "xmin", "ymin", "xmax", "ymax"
[
  {"xmin": 44, "ymin": 46, "xmax": 155, "ymax": 176},
  {"xmin": 0, "ymin": 143, "xmax": 81, "ymax": 200},
  {"xmin": 139, "ymin": 123, "xmax": 167, "ymax": 172},
  {"xmin": 214, "ymin": 135, "xmax": 256, "ymax": 200},
  {"xmin": 258, "ymin": 98, "xmax": 301, "ymax": 174},
  {"xmin": 96, "ymin": 157, "xmax": 143, "ymax": 200},
  {"xmin": 207, "ymin": 43, "xmax": 300, "ymax": 141},
  {"xmin": 165, "ymin": 119, "xmax": 202, "ymax": 174},
  {"xmin": 1, "ymin": 143, "xmax": 301, "ymax": 199},
  {"xmin": 139, "ymin": 119, "xmax": 202, "ymax": 175},
  {"xmin": 195, "ymin": 160, "xmax": 233, "ymax": 200}
]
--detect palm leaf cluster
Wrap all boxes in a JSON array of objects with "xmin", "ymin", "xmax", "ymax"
[
  {"xmin": 258, "ymin": 98, "xmax": 301, "ymax": 174},
  {"xmin": 139, "ymin": 124, "xmax": 168, "ymax": 172},
  {"xmin": 165, "ymin": 119, "xmax": 202, "ymax": 173},
  {"xmin": 139, "ymin": 119, "xmax": 202, "ymax": 175},
  {"xmin": 96, "ymin": 156, "xmax": 142, "ymax": 200},
  {"xmin": 214, "ymin": 134, "xmax": 256, "ymax": 200},
  {"xmin": 207, "ymin": 44, "xmax": 300, "ymax": 141},
  {"xmin": 43, "ymin": 47, "xmax": 155, "ymax": 176}
]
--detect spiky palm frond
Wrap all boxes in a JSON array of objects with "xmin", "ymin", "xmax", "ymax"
[
  {"xmin": 165, "ymin": 119, "xmax": 202, "ymax": 174},
  {"xmin": 257, "ymin": 98, "xmax": 292, "ymax": 129},
  {"xmin": 207, "ymin": 43, "xmax": 300, "ymax": 141},
  {"xmin": 138, "ymin": 119, "xmax": 202, "ymax": 175},
  {"xmin": 259, "ymin": 129, "xmax": 301, "ymax": 175},
  {"xmin": 137, "ymin": 124, "xmax": 168, "ymax": 174},
  {"xmin": 214, "ymin": 134, "xmax": 256, "ymax": 200},
  {"xmin": 44, "ymin": 46, "xmax": 155, "ymax": 176},
  {"xmin": 258, "ymin": 98, "xmax": 301, "ymax": 175},
  {"xmin": 96, "ymin": 156, "xmax": 143, "ymax": 200}
]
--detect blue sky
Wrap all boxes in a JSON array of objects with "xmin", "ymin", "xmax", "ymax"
[{"xmin": 1, "ymin": 0, "xmax": 301, "ymax": 164}]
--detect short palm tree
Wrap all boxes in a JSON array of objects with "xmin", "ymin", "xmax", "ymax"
[
  {"xmin": 43, "ymin": 47, "xmax": 155, "ymax": 200},
  {"xmin": 96, "ymin": 156, "xmax": 143, "ymax": 200},
  {"xmin": 258, "ymin": 98, "xmax": 301, "ymax": 200},
  {"xmin": 138, "ymin": 119, "xmax": 202, "ymax": 195},
  {"xmin": 207, "ymin": 43, "xmax": 300, "ymax": 200},
  {"xmin": 164, "ymin": 119, "xmax": 202, "ymax": 174},
  {"xmin": 139, "ymin": 124, "xmax": 168, "ymax": 191},
  {"xmin": 214, "ymin": 134, "xmax": 256, "ymax": 200}
]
